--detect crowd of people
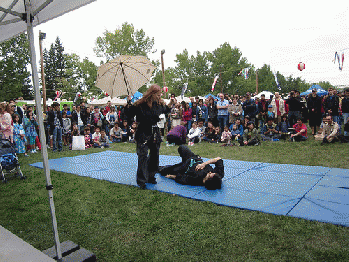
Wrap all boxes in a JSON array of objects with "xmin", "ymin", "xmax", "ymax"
[{"xmin": 0, "ymin": 87, "xmax": 348, "ymax": 157}]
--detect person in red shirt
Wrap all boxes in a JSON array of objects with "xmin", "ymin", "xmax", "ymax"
[{"xmin": 290, "ymin": 118, "xmax": 307, "ymax": 142}]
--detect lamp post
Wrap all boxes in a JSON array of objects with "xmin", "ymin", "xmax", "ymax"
[
  {"xmin": 220, "ymin": 64, "xmax": 224, "ymax": 94},
  {"xmin": 39, "ymin": 31, "xmax": 46, "ymax": 112}
]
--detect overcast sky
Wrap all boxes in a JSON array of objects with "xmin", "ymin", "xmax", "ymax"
[{"xmin": 34, "ymin": 0, "xmax": 349, "ymax": 87}]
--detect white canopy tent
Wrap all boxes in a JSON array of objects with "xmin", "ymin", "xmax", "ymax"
[
  {"xmin": 253, "ymin": 91, "xmax": 274, "ymax": 100},
  {"xmin": 0, "ymin": 0, "xmax": 96, "ymax": 260},
  {"xmin": 87, "ymin": 96, "xmax": 127, "ymax": 106}
]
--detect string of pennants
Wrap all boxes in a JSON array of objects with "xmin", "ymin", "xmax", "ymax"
[{"xmin": 333, "ymin": 51, "xmax": 344, "ymax": 71}]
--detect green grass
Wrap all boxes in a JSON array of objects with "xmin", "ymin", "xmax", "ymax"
[{"xmin": 1, "ymin": 137, "xmax": 349, "ymax": 261}]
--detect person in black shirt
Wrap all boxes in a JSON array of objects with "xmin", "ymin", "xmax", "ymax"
[
  {"xmin": 159, "ymin": 145, "xmax": 224, "ymax": 190},
  {"xmin": 126, "ymin": 84, "xmax": 170, "ymax": 189},
  {"xmin": 306, "ymin": 89, "xmax": 322, "ymax": 135}
]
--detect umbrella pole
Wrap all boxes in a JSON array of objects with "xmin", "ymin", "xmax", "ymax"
[
  {"xmin": 120, "ymin": 62, "xmax": 132, "ymax": 97},
  {"xmin": 25, "ymin": 2, "xmax": 62, "ymax": 260}
]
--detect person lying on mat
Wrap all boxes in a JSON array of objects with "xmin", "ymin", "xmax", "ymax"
[{"xmin": 159, "ymin": 145, "xmax": 224, "ymax": 190}]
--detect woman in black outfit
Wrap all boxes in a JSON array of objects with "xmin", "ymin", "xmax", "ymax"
[{"xmin": 126, "ymin": 85, "xmax": 170, "ymax": 189}]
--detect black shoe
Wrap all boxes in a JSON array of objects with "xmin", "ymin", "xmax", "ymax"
[{"xmin": 138, "ymin": 184, "xmax": 146, "ymax": 190}]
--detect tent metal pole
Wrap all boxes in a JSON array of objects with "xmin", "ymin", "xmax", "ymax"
[{"xmin": 25, "ymin": 0, "xmax": 62, "ymax": 260}]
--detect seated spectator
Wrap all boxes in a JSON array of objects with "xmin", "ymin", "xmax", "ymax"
[
  {"xmin": 110, "ymin": 122, "xmax": 122, "ymax": 143},
  {"xmin": 98, "ymin": 130, "xmax": 110, "ymax": 148},
  {"xmin": 213, "ymin": 126, "xmax": 221, "ymax": 143},
  {"xmin": 277, "ymin": 114, "xmax": 290, "ymax": 140},
  {"xmin": 261, "ymin": 118, "xmax": 280, "ymax": 141},
  {"xmin": 159, "ymin": 145, "xmax": 224, "ymax": 190},
  {"xmin": 128, "ymin": 122, "xmax": 137, "ymax": 143},
  {"xmin": 197, "ymin": 119, "xmax": 206, "ymax": 141},
  {"xmin": 92, "ymin": 126, "xmax": 102, "ymax": 147},
  {"xmin": 84, "ymin": 127, "xmax": 93, "ymax": 149},
  {"xmin": 290, "ymin": 118, "xmax": 307, "ymax": 142},
  {"xmin": 166, "ymin": 121, "xmax": 187, "ymax": 145},
  {"xmin": 242, "ymin": 115, "xmax": 250, "ymax": 130},
  {"xmin": 242, "ymin": 122, "xmax": 260, "ymax": 146},
  {"xmin": 202, "ymin": 121, "xmax": 216, "ymax": 143},
  {"xmin": 230, "ymin": 119, "xmax": 244, "ymax": 139},
  {"xmin": 187, "ymin": 121, "xmax": 201, "ymax": 146},
  {"xmin": 120, "ymin": 120, "xmax": 129, "ymax": 142},
  {"xmin": 321, "ymin": 115, "xmax": 340, "ymax": 144},
  {"xmin": 220, "ymin": 126, "xmax": 232, "ymax": 145},
  {"xmin": 71, "ymin": 122, "xmax": 80, "ymax": 137},
  {"xmin": 230, "ymin": 124, "xmax": 242, "ymax": 145}
]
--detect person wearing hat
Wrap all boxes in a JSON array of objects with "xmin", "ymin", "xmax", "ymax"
[{"xmin": 306, "ymin": 88, "xmax": 322, "ymax": 135}]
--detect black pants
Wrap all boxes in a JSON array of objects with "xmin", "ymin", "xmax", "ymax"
[
  {"xmin": 136, "ymin": 140, "xmax": 160, "ymax": 186},
  {"xmin": 159, "ymin": 145, "xmax": 197, "ymax": 176}
]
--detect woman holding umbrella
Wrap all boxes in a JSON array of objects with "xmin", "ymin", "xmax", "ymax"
[{"xmin": 126, "ymin": 84, "xmax": 170, "ymax": 189}]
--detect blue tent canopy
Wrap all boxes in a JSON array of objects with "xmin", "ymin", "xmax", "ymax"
[
  {"xmin": 124, "ymin": 91, "xmax": 143, "ymax": 102},
  {"xmin": 300, "ymin": 85, "xmax": 328, "ymax": 96}
]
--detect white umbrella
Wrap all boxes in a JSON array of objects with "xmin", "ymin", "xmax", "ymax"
[
  {"xmin": 0, "ymin": 0, "xmax": 96, "ymax": 260},
  {"xmin": 96, "ymin": 55, "xmax": 155, "ymax": 97},
  {"xmin": 253, "ymin": 91, "xmax": 274, "ymax": 100}
]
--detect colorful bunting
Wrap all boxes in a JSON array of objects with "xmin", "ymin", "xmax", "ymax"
[{"xmin": 211, "ymin": 75, "xmax": 219, "ymax": 92}]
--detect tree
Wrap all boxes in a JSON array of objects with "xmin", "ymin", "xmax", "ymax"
[
  {"xmin": 94, "ymin": 22, "xmax": 156, "ymax": 61},
  {"xmin": 210, "ymin": 43, "xmax": 251, "ymax": 95},
  {"xmin": 0, "ymin": 33, "xmax": 32, "ymax": 100},
  {"xmin": 43, "ymin": 37, "xmax": 66, "ymax": 99},
  {"xmin": 79, "ymin": 57, "xmax": 99, "ymax": 97},
  {"xmin": 256, "ymin": 64, "xmax": 277, "ymax": 93}
]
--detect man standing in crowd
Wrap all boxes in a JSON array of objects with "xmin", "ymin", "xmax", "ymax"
[
  {"xmin": 48, "ymin": 102, "xmax": 63, "ymax": 152},
  {"xmin": 286, "ymin": 90, "xmax": 303, "ymax": 127},
  {"xmin": 257, "ymin": 94, "xmax": 269, "ymax": 132},
  {"xmin": 216, "ymin": 93, "xmax": 229, "ymax": 132},
  {"xmin": 324, "ymin": 87, "xmax": 340, "ymax": 130},
  {"xmin": 71, "ymin": 105, "xmax": 85, "ymax": 134},
  {"xmin": 307, "ymin": 88, "xmax": 323, "ymax": 135},
  {"xmin": 341, "ymin": 88, "xmax": 349, "ymax": 137},
  {"xmin": 270, "ymin": 92, "xmax": 285, "ymax": 123},
  {"xmin": 242, "ymin": 92, "xmax": 257, "ymax": 123}
]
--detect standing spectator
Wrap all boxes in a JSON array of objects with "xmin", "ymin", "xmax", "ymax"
[
  {"xmin": 103, "ymin": 101, "xmax": 112, "ymax": 115},
  {"xmin": 91, "ymin": 106, "xmax": 104, "ymax": 130},
  {"xmin": 228, "ymin": 98, "xmax": 242, "ymax": 125},
  {"xmin": 71, "ymin": 105, "xmax": 85, "ymax": 134},
  {"xmin": 24, "ymin": 111, "xmax": 38, "ymax": 153},
  {"xmin": 12, "ymin": 114, "xmax": 27, "ymax": 155},
  {"xmin": 105, "ymin": 106, "xmax": 118, "ymax": 136},
  {"xmin": 196, "ymin": 99, "xmax": 208, "ymax": 124},
  {"xmin": 307, "ymin": 88, "xmax": 323, "ymax": 135},
  {"xmin": 84, "ymin": 107, "xmax": 93, "ymax": 133},
  {"xmin": 61, "ymin": 104, "xmax": 71, "ymax": 118},
  {"xmin": 242, "ymin": 92, "xmax": 257, "ymax": 123},
  {"xmin": 62, "ymin": 112, "xmax": 71, "ymax": 146},
  {"xmin": 47, "ymin": 102, "xmax": 63, "ymax": 152},
  {"xmin": 0, "ymin": 102, "xmax": 14, "ymax": 142},
  {"xmin": 171, "ymin": 103, "xmax": 182, "ymax": 127},
  {"xmin": 257, "ymin": 94, "xmax": 269, "ymax": 132},
  {"xmin": 182, "ymin": 103, "xmax": 192, "ymax": 132},
  {"xmin": 323, "ymin": 87, "xmax": 340, "ymax": 126},
  {"xmin": 340, "ymin": 88, "xmax": 349, "ymax": 137},
  {"xmin": 9, "ymin": 99, "xmax": 24, "ymax": 124},
  {"xmin": 286, "ymin": 91, "xmax": 303, "ymax": 127},
  {"xmin": 207, "ymin": 96, "xmax": 218, "ymax": 127},
  {"xmin": 216, "ymin": 93, "xmax": 229, "ymax": 132},
  {"xmin": 270, "ymin": 92, "xmax": 285, "ymax": 123}
]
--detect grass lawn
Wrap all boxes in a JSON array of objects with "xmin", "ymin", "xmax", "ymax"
[{"xmin": 1, "ymin": 137, "xmax": 349, "ymax": 261}]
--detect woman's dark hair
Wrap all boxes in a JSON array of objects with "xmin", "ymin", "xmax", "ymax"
[{"xmin": 204, "ymin": 174, "xmax": 222, "ymax": 190}]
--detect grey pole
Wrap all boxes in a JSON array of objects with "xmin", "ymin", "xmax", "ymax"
[{"xmin": 25, "ymin": 0, "xmax": 62, "ymax": 260}]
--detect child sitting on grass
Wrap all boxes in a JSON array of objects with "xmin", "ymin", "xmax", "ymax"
[
  {"xmin": 98, "ymin": 130, "xmax": 110, "ymax": 148},
  {"xmin": 92, "ymin": 127, "xmax": 101, "ymax": 148},
  {"xmin": 220, "ymin": 126, "xmax": 232, "ymax": 145},
  {"xmin": 84, "ymin": 126, "xmax": 93, "ymax": 149}
]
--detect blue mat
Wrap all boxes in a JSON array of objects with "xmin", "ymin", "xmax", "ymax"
[{"xmin": 30, "ymin": 150, "xmax": 349, "ymax": 227}]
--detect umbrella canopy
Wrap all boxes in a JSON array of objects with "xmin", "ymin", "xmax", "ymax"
[
  {"xmin": 0, "ymin": 0, "xmax": 96, "ymax": 260},
  {"xmin": 300, "ymin": 85, "xmax": 328, "ymax": 96},
  {"xmin": 96, "ymin": 55, "xmax": 155, "ymax": 98},
  {"xmin": 205, "ymin": 93, "xmax": 218, "ymax": 100}
]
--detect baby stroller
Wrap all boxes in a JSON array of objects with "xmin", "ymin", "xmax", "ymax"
[{"xmin": 0, "ymin": 138, "xmax": 26, "ymax": 183}]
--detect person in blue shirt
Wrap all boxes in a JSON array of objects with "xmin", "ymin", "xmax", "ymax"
[
  {"xmin": 196, "ymin": 99, "xmax": 208, "ymax": 124},
  {"xmin": 216, "ymin": 93, "xmax": 229, "ymax": 132}
]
